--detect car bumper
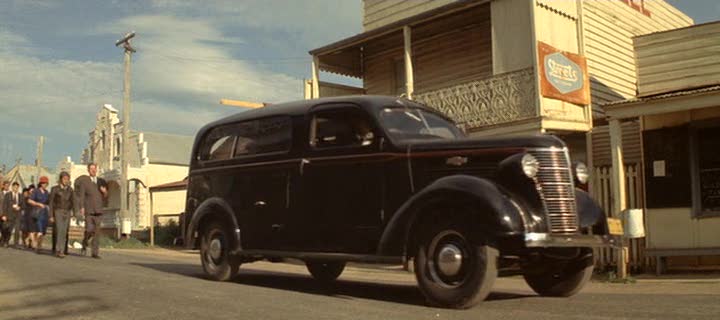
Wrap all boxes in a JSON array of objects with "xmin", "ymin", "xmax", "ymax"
[{"xmin": 524, "ymin": 233, "xmax": 620, "ymax": 248}]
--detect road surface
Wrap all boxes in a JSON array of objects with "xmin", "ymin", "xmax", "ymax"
[{"xmin": 1, "ymin": 247, "xmax": 719, "ymax": 320}]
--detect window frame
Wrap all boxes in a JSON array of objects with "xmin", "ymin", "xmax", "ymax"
[{"xmin": 689, "ymin": 120, "xmax": 720, "ymax": 218}]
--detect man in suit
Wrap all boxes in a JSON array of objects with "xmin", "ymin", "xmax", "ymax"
[
  {"xmin": 0, "ymin": 180, "xmax": 9, "ymax": 215},
  {"xmin": 1, "ymin": 182, "xmax": 22, "ymax": 247},
  {"xmin": 74, "ymin": 163, "xmax": 107, "ymax": 258}
]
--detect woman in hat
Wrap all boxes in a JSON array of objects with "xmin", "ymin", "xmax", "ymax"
[{"xmin": 28, "ymin": 176, "xmax": 51, "ymax": 253}]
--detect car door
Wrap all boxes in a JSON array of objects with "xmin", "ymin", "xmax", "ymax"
[
  {"xmin": 228, "ymin": 117, "xmax": 294, "ymax": 250},
  {"xmin": 288, "ymin": 104, "xmax": 387, "ymax": 254}
]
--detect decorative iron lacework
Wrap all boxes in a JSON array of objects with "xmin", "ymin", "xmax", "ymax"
[{"xmin": 414, "ymin": 68, "xmax": 537, "ymax": 130}]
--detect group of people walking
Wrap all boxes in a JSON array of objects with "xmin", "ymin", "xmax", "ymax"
[{"xmin": 0, "ymin": 163, "xmax": 108, "ymax": 258}]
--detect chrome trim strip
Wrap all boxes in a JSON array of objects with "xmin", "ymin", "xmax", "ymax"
[
  {"xmin": 525, "ymin": 233, "xmax": 619, "ymax": 248},
  {"xmin": 237, "ymin": 249, "xmax": 404, "ymax": 264}
]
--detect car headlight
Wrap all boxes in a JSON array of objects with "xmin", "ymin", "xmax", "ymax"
[
  {"xmin": 575, "ymin": 162, "xmax": 589, "ymax": 184},
  {"xmin": 521, "ymin": 153, "xmax": 539, "ymax": 178}
]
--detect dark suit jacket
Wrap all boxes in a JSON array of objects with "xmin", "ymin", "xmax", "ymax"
[
  {"xmin": 2, "ymin": 191, "xmax": 23, "ymax": 222},
  {"xmin": 74, "ymin": 175, "xmax": 104, "ymax": 215}
]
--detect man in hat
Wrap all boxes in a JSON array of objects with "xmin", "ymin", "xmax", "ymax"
[{"xmin": 74, "ymin": 163, "xmax": 107, "ymax": 258}]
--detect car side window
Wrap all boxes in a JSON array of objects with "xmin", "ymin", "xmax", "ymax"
[
  {"xmin": 310, "ymin": 108, "xmax": 375, "ymax": 149},
  {"xmin": 200, "ymin": 126, "xmax": 237, "ymax": 161},
  {"xmin": 234, "ymin": 117, "xmax": 292, "ymax": 157}
]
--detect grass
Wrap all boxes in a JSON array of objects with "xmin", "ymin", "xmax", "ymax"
[
  {"xmin": 99, "ymin": 236, "xmax": 148, "ymax": 249},
  {"xmin": 596, "ymin": 270, "xmax": 637, "ymax": 284}
]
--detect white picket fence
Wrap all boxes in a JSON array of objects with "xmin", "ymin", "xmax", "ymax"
[{"xmin": 590, "ymin": 164, "xmax": 652, "ymax": 272}]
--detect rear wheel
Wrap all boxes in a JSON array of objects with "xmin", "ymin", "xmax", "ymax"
[
  {"xmin": 200, "ymin": 221, "xmax": 240, "ymax": 281},
  {"xmin": 306, "ymin": 261, "xmax": 345, "ymax": 282},
  {"xmin": 522, "ymin": 248, "xmax": 594, "ymax": 297},
  {"xmin": 414, "ymin": 220, "xmax": 498, "ymax": 309}
]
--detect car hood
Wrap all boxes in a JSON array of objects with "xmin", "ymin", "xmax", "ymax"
[{"xmin": 398, "ymin": 134, "xmax": 566, "ymax": 152}]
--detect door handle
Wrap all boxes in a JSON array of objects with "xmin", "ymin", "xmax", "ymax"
[
  {"xmin": 271, "ymin": 224, "xmax": 283, "ymax": 231},
  {"xmin": 300, "ymin": 158, "xmax": 310, "ymax": 175},
  {"xmin": 254, "ymin": 201, "xmax": 266, "ymax": 207}
]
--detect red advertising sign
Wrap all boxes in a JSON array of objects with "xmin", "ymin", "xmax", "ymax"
[{"xmin": 537, "ymin": 41, "xmax": 590, "ymax": 105}]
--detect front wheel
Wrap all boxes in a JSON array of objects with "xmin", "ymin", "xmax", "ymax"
[
  {"xmin": 522, "ymin": 248, "xmax": 594, "ymax": 297},
  {"xmin": 306, "ymin": 261, "xmax": 345, "ymax": 282},
  {"xmin": 414, "ymin": 222, "xmax": 498, "ymax": 309},
  {"xmin": 200, "ymin": 222, "xmax": 240, "ymax": 281}
]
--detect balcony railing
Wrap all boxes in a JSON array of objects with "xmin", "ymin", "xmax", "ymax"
[{"xmin": 414, "ymin": 68, "xmax": 537, "ymax": 130}]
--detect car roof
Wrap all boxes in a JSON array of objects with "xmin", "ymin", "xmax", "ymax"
[{"xmin": 197, "ymin": 95, "xmax": 438, "ymax": 135}]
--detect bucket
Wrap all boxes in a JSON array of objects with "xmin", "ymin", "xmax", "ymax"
[{"xmin": 623, "ymin": 208, "xmax": 645, "ymax": 238}]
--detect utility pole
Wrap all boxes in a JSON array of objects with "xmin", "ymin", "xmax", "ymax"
[
  {"xmin": 36, "ymin": 136, "xmax": 44, "ymax": 184},
  {"xmin": 116, "ymin": 31, "xmax": 136, "ymax": 237}
]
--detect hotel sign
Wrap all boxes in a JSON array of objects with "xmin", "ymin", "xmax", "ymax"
[{"xmin": 538, "ymin": 42, "xmax": 590, "ymax": 105}]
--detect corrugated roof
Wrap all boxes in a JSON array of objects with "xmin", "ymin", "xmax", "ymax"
[
  {"xmin": 143, "ymin": 132, "xmax": 193, "ymax": 166},
  {"xmin": 602, "ymin": 85, "xmax": 720, "ymax": 108}
]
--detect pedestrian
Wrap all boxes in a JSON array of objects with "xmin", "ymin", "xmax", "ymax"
[
  {"xmin": 2, "ymin": 182, "xmax": 24, "ymax": 247},
  {"xmin": 49, "ymin": 172, "xmax": 74, "ymax": 258},
  {"xmin": 0, "ymin": 180, "xmax": 9, "ymax": 216},
  {"xmin": 28, "ymin": 177, "xmax": 51, "ymax": 253},
  {"xmin": 23, "ymin": 185, "xmax": 36, "ymax": 249},
  {"xmin": 75, "ymin": 163, "xmax": 107, "ymax": 259}
]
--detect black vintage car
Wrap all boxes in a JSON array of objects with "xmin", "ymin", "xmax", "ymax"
[{"xmin": 183, "ymin": 95, "xmax": 618, "ymax": 309}]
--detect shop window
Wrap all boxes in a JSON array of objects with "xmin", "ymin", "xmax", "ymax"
[{"xmin": 691, "ymin": 125, "xmax": 720, "ymax": 217}]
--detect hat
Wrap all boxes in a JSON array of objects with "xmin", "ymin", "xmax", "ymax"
[{"xmin": 39, "ymin": 176, "xmax": 49, "ymax": 184}]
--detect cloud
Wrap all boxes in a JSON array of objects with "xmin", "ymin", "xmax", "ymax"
[{"xmin": 0, "ymin": 1, "xmax": 362, "ymax": 167}]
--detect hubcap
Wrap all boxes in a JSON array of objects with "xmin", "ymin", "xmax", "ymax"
[
  {"xmin": 427, "ymin": 230, "xmax": 471, "ymax": 288},
  {"xmin": 209, "ymin": 238, "xmax": 223, "ymax": 261},
  {"xmin": 437, "ymin": 244, "xmax": 463, "ymax": 277}
]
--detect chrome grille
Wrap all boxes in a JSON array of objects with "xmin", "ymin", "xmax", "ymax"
[{"xmin": 529, "ymin": 148, "xmax": 579, "ymax": 234}]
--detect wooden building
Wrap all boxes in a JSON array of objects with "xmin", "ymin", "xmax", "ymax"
[
  {"xmin": 306, "ymin": 0, "xmax": 691, "ymax": 165},
  {"xmin": 603, "ymin": 21, "xmax": 720, "ymax": 274}
]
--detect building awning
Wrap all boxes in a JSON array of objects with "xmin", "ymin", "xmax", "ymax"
[
  {"xmin": 601, "ymin": 85, "xmax": 720, "ymax": 120},
  {"xmin": 308, "ymin": 0, "xmax": 489, "ymax": 78},
  {"xmin": 149, "ymin": 178, "xmax": 187, "ymax": 192}
]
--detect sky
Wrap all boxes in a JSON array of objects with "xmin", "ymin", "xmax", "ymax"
[{"xmin": 0, "ymin": 0, "xmax": 718, "ymax": 171}]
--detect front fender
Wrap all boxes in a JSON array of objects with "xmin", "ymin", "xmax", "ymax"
[
  {"xmin": 377, "ymin": 175, "xmax": 526, "ymax": 256},
  {"xmin": 575, "ymin": 188, "xmax": 608, "ymax": 234},
  {"xmin": 184, "ymin": 197, "xmax": 241, "ymax": 252}
]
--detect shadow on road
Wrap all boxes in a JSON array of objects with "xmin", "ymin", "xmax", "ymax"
[
  {"xmin": 0, "ymin": 280, "xmax": 111, "ymax": 320},
  {"xmin": 132, "ymin": 262, "xmax": 534, "ymax": 307},
  {"xmin": 0, "ymin": 278, "xmax": 97, "ymax": 295}
]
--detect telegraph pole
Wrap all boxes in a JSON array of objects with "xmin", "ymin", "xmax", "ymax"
[
  {"xmin": 36, "ymin": 136, "xmax": 44, "ymax": 184},
  {"xmin": 116, "ymin": 31, "xmax": 136, "ymax": 237}
]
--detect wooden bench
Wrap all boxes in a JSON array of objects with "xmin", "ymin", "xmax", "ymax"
[{"xmin": 645, "ymin": 247, "xmax": 720, "ymax": 275}]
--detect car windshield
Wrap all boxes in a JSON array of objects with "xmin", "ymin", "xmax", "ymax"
[{"xmin": 380, "ymin": 107, "xmax": 465, "ymax": 141}]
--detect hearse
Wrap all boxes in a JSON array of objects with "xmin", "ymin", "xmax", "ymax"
[{"xmin": 182, "ymin": 95, "xmax": 619, "ymax": 309}]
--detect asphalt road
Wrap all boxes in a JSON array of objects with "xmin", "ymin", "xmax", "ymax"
[{"xmin": 1, "ymin": 247, "xmax": 719, "ymax": 320}]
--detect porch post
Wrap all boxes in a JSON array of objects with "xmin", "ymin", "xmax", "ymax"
[
  {"xmin": 403, "ymin": 25, "xmax": 414, "ymax": 99},
  {"xmin": 609, "ymin": 119, "xmax": 628, "ymax": 279},
  {"xmin": 149, "ymin": 190, "xmax": 154, "ymax": 246},
  {"xmin": 311, "ymin": 55, "xmax": 320, "ymax": 98}
]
